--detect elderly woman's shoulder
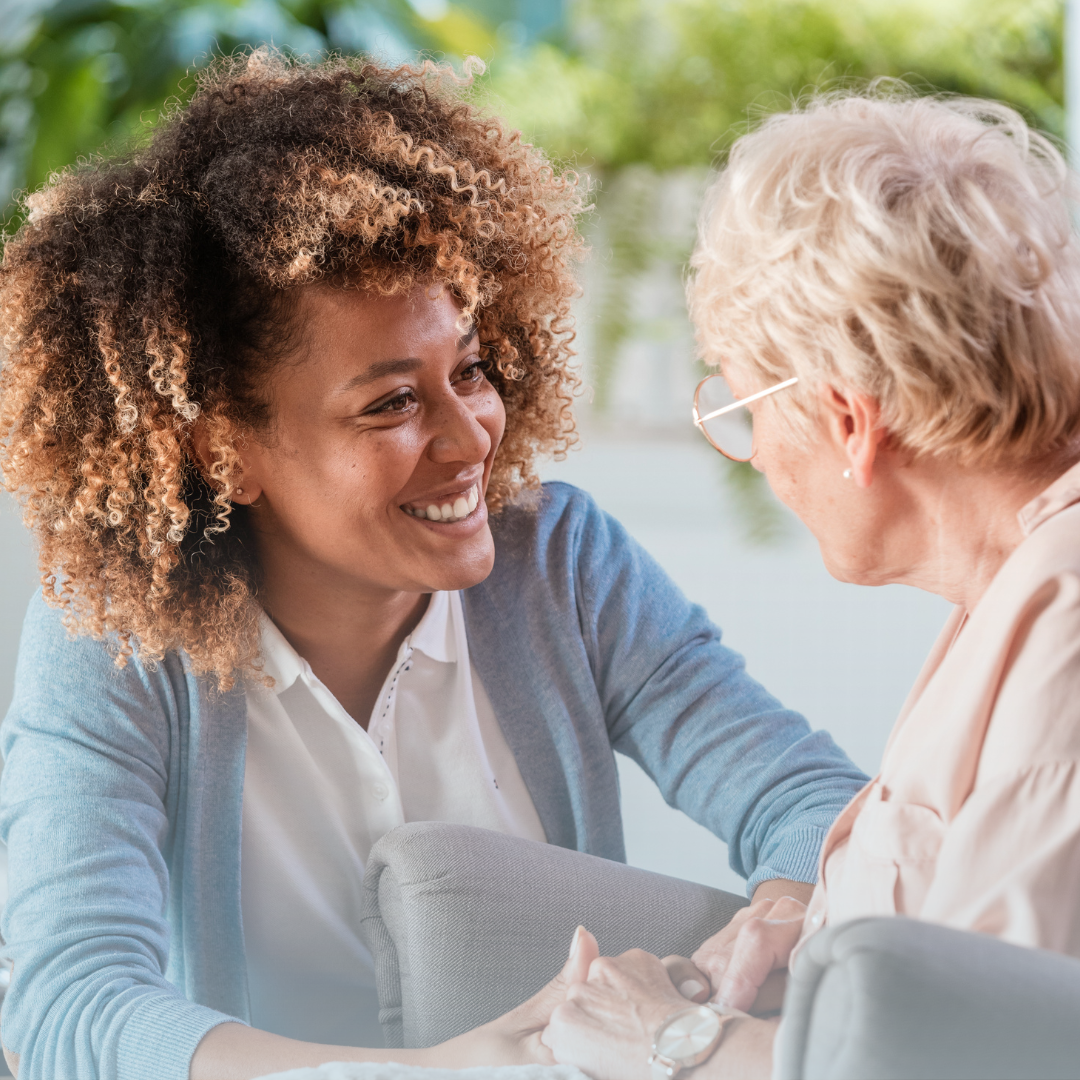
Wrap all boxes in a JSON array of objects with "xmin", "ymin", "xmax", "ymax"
[
  {"xmin": 975, "ymin": 503, "xmax": 1080, "ymax": 775},
  {"xmin": 995, "ymin": 502, "xmax": 1080, "ymax": 608}
]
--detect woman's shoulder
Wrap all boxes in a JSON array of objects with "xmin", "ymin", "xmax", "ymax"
[
  {"xmin": 16, "ymin": 588, "xmax": 160, "ymax": 679},
  {"xmin": 4, "ymin": 589, "xmax": 196, "ymax": 756},
  {"xmin": 489, "ymin": 481, "xmax": 602, "ymax": 539},
  {"xmin": 975, "ymin": 517, "xmax": 1080, "ymax": 778},
  {"xmin": 966, "ymin": 501, "xmax": 1080, "ymax": 671},
  {"xmin": 488, "ymin": 481, "xmax": 617, "ymax": 569},
  {"xmin": 485, "ymin": 480, "xmax": 656, "ymax": 586},
  {"xmin": 999, "ymin": 500, "xmax": 1080, "ymax": 596}
]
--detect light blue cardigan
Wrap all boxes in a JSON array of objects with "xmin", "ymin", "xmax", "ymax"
[{"xmin": 0, "ymin": 483, "xmax": 866, "ymax": 1080}]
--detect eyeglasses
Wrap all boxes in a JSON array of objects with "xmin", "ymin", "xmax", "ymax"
[{"xmin": 692, "ymin": 374, "xmax": 799, "ymax": 461}]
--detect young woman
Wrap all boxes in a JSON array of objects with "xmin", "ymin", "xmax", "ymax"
[
  {"xmin": 540, "ymin": 89, "xmax": 1080, "ymax": 1079},
  {"xmin": 0, "ymin": 52, "xmax": 864, "ymax": 1079}
]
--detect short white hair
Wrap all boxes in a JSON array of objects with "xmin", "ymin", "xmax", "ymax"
[{"xmin": 689, "ymin": 85, "xmax": 1080, "ymax": 465}]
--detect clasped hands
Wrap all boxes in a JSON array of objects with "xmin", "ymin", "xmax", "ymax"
[{"xmin": 472, "ymin": 894, "xmax": 807, "ymax": 1080}]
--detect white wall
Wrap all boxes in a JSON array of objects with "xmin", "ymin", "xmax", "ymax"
[{"xmin": 0, "ymin": 493, "xmax": 37, "ymax": 718}]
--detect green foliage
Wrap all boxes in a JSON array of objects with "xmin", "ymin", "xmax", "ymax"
[
  {"xmin": 0, "ymin": 0, "xmax": 539, "ymax": 222},
  {"xmin": 483, "ymin": 0, "xmax": 1063, "ymax": 170}
]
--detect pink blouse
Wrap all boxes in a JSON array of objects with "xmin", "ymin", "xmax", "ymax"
[{"xmin": 798, "ymin": 460, "xmax": 1080, "ymax": 959}]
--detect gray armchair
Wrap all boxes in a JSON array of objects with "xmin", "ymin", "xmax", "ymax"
[
  {"xmin": 360, "ymin": 822, "xmax": 746, "ymax": 1048},
  {"xmin": 361, "ymin": 822, "xmax": 1080, "ymax": 1079},
  {"xmin": 776, "ymin": 915, "xmax": 1080, "ymax": 1079}
]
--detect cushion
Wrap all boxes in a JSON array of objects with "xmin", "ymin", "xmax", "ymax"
[{"xmin": 360, "ymin": 822, "xmax": 747, "ymax": 1048}]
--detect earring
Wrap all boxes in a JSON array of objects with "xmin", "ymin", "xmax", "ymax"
[
  {"xmin": 842, "ymin": 469, "xmax": 853, "ymax": 480},
  {"xmin": 235, "ymin": 487, "xmax": 244, "ymax": 495}
]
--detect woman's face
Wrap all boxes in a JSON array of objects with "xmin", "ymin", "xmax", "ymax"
[
  {"xmin": 726, "ymin": 365, "xmax": 889, "ymax": 586},
  {"xmin": 234, "ymin": 284, "xmax": 506, "ymax": 598}
]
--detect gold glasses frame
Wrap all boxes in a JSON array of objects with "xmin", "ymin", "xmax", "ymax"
[{"xmin": 692, "ymin": 375, "xmax": 799, "ymax": 462}]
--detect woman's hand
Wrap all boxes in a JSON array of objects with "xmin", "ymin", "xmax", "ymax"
[
  {"xmin": 440, "ymin": 925, "xmax": 602, "ymax": 1067},
  {"xmin": 541, "ymin": 948, "xmax": 779, "ymax": 1080},
  {"xmin": 542, "ymin": 947, "xmax": 694, "ymax": 1080},
  {"xmin": 691, "ymin": 895, "xmax": 807, "ymax": 1011}
]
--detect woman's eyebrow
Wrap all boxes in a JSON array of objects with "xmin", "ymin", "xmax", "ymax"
[
  {"xmin": 337, "ymin": 357, "xmax": 423, "ymax": 393},
  {"xmin": 336, "ymin": 330, "xmax": 476, "ymax": 395}
]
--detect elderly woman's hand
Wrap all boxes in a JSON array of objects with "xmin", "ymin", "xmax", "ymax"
[
  {"xmin": 541, "ymin": 947, "xmax": 698, "ymax": 1079},
  {"xmin": 691, "ymin": 896, "xmax": 807, "ymax": 1011},
  {"xmin": 541, "ymin": 948, "xmax": 779, "ymax": 1080}
]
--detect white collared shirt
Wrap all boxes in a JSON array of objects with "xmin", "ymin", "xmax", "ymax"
[{"xmin": 240, "ymin": 591, "xmax": 546, "ymax": 1047}]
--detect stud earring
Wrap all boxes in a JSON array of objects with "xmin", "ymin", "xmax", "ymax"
[
  {"xmin": 235, "ymin": 487, "xmax": 244, "ymax": 495},
  {"xmin": 842, "ymin": 469, "xmax": 853, "ymax": 480}
]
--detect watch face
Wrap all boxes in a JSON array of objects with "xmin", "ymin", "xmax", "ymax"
[{"xmin": 655, "ymin": 1005, "xmax": 722, "ymax": 1065}]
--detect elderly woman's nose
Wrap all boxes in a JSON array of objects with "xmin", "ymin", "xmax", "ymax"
[{"xmin": 426, "ymin": 393, "xmax": 492, "ymax": 463}]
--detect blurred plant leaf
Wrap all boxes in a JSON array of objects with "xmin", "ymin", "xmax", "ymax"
[{"xmin": 722, "ymin": 458, "xmax": 787, "ymax": 544}]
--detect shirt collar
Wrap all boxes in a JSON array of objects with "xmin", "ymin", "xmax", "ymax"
[
  {"xmin": 256, "ymin": 590, "xmax": 458, "ymax": 698},
  {"xmin": 1018, "ymin": 458, "xmax": 1080, "ymax": 536},
  {"xmin": 408, "ymin": 591, "xmax": 456, "ymax": 664},
  {"xmin": 258, "ymin": 613, "xmax": 307, "ymax": 695}
]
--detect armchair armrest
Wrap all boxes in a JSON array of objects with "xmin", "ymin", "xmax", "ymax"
[
  {"xmin": 360, "ymin": 822, "xmax": 747, "ymax": 1049},
  {"xmin": 776, "ymin": 916, "xmax": 1080, "ymax": 1080}
]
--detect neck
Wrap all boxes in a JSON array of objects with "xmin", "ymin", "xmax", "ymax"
[
  {"xmin": 256, "ymin": 551, "xmax": 429, "ymax": 727},
  {"xmin": 864, "ymin": 454, "xmax": 1071, "ymax": 612}
]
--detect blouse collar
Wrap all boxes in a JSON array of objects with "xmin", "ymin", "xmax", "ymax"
[{"xmin": 1017, "ymin": 458, "xmax": 1080, "ymax": 536}]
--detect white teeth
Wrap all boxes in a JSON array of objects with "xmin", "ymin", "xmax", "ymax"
[{"xmin": 406, "ymin": 485, "xmax": 480, "ymax": 522}]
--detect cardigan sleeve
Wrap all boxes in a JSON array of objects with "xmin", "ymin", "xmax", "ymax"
[
  {"xmin": 565, "ymin": 486, "xmax": 868, "ymax": 892},
  {"xmin": 0, "ymin": 593, "xmax": 238, "ymax": 1080}
]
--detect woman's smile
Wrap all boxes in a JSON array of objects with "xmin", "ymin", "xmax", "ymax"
[{"xmin": 400, "ymin": 481, "xmax": 482, "ymax": 523}]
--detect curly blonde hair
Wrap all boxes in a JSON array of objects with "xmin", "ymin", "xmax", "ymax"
[
  {"xmin": 0, "ymin": 50, "xmax": 584, "ymax": 687},
  {"xmin": 690, "ymin": 86, "xmax": 1080, "ymax": 466}
]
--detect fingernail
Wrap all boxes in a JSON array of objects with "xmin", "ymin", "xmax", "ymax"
[
  {"xmin": 679, "ymin": 979, "xmax": 707, "ymax": 999},
  {"xmin": 568, "ymin": 926, "xmax": 583, "ymax": 960}
]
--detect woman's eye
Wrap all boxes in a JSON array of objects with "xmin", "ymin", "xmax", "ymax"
[
  {"xmin": 369, "ymin": 391, "xmax": 416, "ymax": 415},
  {"xmin": 458, "ymin": 360, "xmax": 486, "ymax": 384}
]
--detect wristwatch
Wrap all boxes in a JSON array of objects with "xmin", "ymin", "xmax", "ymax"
[{"xmin": 647, "ymin": 1002, "xmax": 746, "ymax": 1079}]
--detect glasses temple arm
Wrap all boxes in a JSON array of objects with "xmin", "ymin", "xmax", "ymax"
[{"xmin": 694, "ymin": 376, "xmax": 799, "ymax": 425}]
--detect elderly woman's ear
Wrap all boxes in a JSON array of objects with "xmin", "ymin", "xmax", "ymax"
[{"xmin": 816, "ymin": 384, "xmax": 888, "ymax": 488}]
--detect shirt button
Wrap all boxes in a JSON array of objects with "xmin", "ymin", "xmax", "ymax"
[{"xmin": 372, "ymin": 783, "xmax": 389, "ymax": 801}]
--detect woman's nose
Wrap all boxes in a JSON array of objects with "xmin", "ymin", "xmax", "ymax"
[{"xmin": 426, "ymin": 391, "xmax": 492, "ymax": 465}]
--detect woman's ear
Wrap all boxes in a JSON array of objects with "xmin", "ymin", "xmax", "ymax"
[
  {"xmin": 817, "ymin": 384, "xmax": 886, "ymax": 488},
  {"xmin": 189, "ymin": 421, "xmax": 262, "ymax": 505}
]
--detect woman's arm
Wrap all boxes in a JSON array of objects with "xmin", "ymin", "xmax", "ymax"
[
  {"xmin": 189, "ymin": 926, "xmax": 599, "ymax": 1078},
  {"xmin": 189, "ymin": 1025, "xmax": 431, "ymax": 1077},
  {"xmin": 568, "ymin": 488, "xmax": 867, "ymax": 892},
  {"xmin": 0, "ymin": 595, "xmax": 236, "ymax": 1080}
]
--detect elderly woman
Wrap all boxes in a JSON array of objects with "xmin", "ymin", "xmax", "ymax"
[
  {"xmin": 0, "ymin": 52, "xmax": 864, "ymax": 1080},
  {"xmin": 538, "ymin": 88, "xmax": 1080, "ymax": 1078}
]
